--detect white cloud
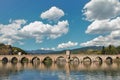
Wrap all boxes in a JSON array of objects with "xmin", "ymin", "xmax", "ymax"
[
  {"xmin": 86, "ymin": 17, "xmax": 120, "ymax": 34},
  {"xmin": 83, "ymin": 0, "xmax": 120, "ymax": 21},
  {"xmin": 40, "ymin": 6, "xmax": 64, "ymax": 21},
  {"xmin": 80, "ymin": 34, "xmax": 120, "ymax": 47},
  {"xmin": 21, "ymin": 20, "xmax": 69, "ymax": 43},
  {"xmin": 81, "ymin": 0, "xmax": 120, "ymax": 47},
  {"xmin": 57, "ymin": 41, "xmax": 78, "ymax": 49},
  {"xmin": 0, "ymin": 6, "xmax": 68, "ymax": 46},
  {"xmin": 0, "ymin": 19, "xmax": 69, "ymax": 45},
  {"xmin": 0, "ymin": 19, "xmax": 26, "ymax": 45},
  {"xmin": 41, "ymin": 47, "xmax": 55, "ymax": 50}
]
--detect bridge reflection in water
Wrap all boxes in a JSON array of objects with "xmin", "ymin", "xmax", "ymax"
[{"xmin": 1, "ymin": 61, "xmax": 120, "ymax": 76}]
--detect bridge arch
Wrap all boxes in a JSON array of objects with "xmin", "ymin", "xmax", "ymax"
[
  {"xmin": 70, "ymin": 56, "xmax": 80, "ymax": 64},
  {"xmin": 106, "ymin": 57, "xmax": 113, "ymax": 64},
  {"xmin": 115, "ymin": 57, "xmax": 120, "ymax": 62},
  {"xmin": 82, "ymin": 56, "xmax": 92, "ymax": 67},
  {"xmin": 42, "ymin": 56, "xmax": 52, "ymax": 63},
  {"xmin": 83, "ymin": 56, "xmax": 92, "ymax": 63},
  {"xmin": 95, "ymin": 57, "xmax": 102, "ymax": 62},
  {"xmin": 56, "ymin": 56, "xmax": 66, "ymax": 63},
  {"xmin": 11, "ymin": 57, "xmax": 18, "ymax": 64},
  {"xmin": 21, "ymin": 57, "xmax": 29, "ymax": 63},
  {"xmin": 42, "ymin": 56, "xmax": 52, "ymax": 68},
  {"xmin": 2, "ymin": 57, "xmax": 8, "ymax": 64},
  {"xmin": 32, "ymin": 57, "xmax": 40, "ymax": 64}
]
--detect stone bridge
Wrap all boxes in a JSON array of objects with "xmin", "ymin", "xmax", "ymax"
[{"xmin": 0, "ymin": 50, "xmax": 120, "ymax": 63}]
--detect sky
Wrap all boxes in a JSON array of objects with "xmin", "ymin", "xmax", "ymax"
[{"xmin": 0, "ymin": 0, "xmax": 120, "ymax": 50}]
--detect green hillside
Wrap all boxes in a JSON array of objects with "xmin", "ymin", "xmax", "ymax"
[{"xmin": 0, "ymin": 43, "xmax": 27, "ymax": 55}]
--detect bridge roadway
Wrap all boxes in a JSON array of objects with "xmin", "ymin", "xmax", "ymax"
[{"xmin": 0, "ymin": 53, "xmax": 120, "ymax": 63}]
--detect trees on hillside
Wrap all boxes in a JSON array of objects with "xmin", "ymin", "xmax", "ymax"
[{"xmin": 101, "ymin": 45, "xmax": 119, "ymax": 55}]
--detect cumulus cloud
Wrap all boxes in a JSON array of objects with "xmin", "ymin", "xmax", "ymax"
[
  {"xmin": 40, "ymin": 6, "xmax": 64, "ymax": 21},
  {"xmin": 86, "ymin": 17, "xmax": 120, "ymax": 34},
  {"xmin": 0, "ymin": 19, "xmax": 69, "ymax": 45},
  {"xmin": 57, "ymin": 41, "xmax": 78, "ymax": 49},
  {"xmin": 80, "ymin": 35, "xmax": 120, "ymax": 47},
  {"xmin": 0, "ymin": 19, "xmax": 26, "ymax": 45},
  {"xmin": 83, "ymin": 0, "xmax": 120, "ymax": 21},
  {"xmin": 81, "ymin": 0, "xmax": 120, "ymax": 47},
  {"xmin": 40, "ymin": 47, "xmax": 55, "ymax": 50},
  {"xmin": 21, "ymin": 20, "xmax": 69, "ymax": 43}
]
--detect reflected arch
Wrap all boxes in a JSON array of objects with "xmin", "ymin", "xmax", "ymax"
[
  {"xmin": 106, "ymin": 57, "xmax": 113, "ymax": 64},
  {"xmin": 95, "ymin": 57, "xmax": 102, "ymax": 62},
  {"xmin": 2, "ymin": 57, "xmax": 8, "ymax": 64},
  {"xmin": 56, "ymin": 56, "xmax": 66, "ymax": 63},
  {"xmin": 83, "ymin": 56, "xmax": 92, "ymax": 62},
  {"xmin": 42, "ymin": 56, "xmax": 52, "ymax": 68},
  {"xmin": 83, "ymin": 57, "xmax": 92, "ymax": 66},
  {"xmin": 70, "ymin": 56, "xmax": 80, "ymax": 64},
  {"xmin": 94, "ymin": 57, "xmax": 102, "ymax": 66},
  {"xmin": 11, "ymin": 57, "xmax": 18, "ymax": 64},
  {"xmin": 32, "ymin": 57, "xmax": 40, "ymax": 64},
  {"xmin": 115, "ymin": 57, "xmax": 120, "ymax": 62},
  {"xmin": 21, "ymin": 57, "xmax": 29, "ymax": 63}
]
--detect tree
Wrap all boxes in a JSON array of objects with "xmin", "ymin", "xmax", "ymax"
[
  {"xmin": 116, "ymin": 46, "xmax": 120, "ymax": 54},
  {"xmin": 105, "ymin": 45, "xmax": 118, "ymax": 54},
  {"xmin": 101, "ymin": 46, "xmax": 106, "ymax": 54}
]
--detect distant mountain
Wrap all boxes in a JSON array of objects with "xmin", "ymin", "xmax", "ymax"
[
  {"xmin": 71, "ymin": 46, "xmax": 102, "ymax": 51},
  {"xmin": 70, "ymin": 46, "xmax": 102, "ymax": 54},
  {"xmin": 26, "ymin": 49, "xmax": 55, "ymax": 54},
  {"xmin": 27, "ymin": 46, "xmax": 102, "ymax": 54}
]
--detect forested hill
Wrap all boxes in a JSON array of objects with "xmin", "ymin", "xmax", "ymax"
[{"xmin": 0, "ymin": 43, "xmax": 27, "ymax": 55}]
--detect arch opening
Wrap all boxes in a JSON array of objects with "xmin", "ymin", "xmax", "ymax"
[
  {"xmin": 11, "ymin": 57, "xmax": 18, "ymax": 64},
  {"xmin": 70, "ymin": 57, "xmax": 80, "ymax": 65},
  {"xmin": 83, "ymin": 57, "xmax": 92, "ymax": 63},
  {"xmin": 42, "ymin": 56, "xmax": 52, "ymax": 67},
  {"xmin": 94, "ymin": 57, "xmax": 102, "ymax": 66},
  {"xmin": 83, "ymin": 57, "xmax": 92, "ymax": 66},
  {"xmin": 2, "ymin": 57, "xmax": 8, "ymax": 64},
  {"xmin": 115, "ymin": 57, "xmax": 120, "ymax": 63},
  {"xmin": 106, "ymin": 57, "xmax": 113, "ymax": 65},
  {"xmin": 56, "ymin": 56, "xmax": 66, "ymax": 64},
  {"xmin": 21, "ymin": 57, "xmax": 29, "ymax": 63},
  {"xmin": 32, "ymin": 57, "xmax": 40, "ymax": 66},
  {"xmin": 94, "ymin": 57, "xmax": 102, "ymax": 64}
]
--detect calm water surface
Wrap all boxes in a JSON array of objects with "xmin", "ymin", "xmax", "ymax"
[{"xmin": 0, "ymin": 62, "xmax": 120, "ymax": 80}]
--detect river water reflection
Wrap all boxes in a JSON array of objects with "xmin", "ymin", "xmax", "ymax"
[{"xmin": 0, "ymin": 62, "xmax": 120, "ymax": 80}]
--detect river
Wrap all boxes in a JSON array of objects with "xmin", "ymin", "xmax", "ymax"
[{"xmin": 0, "ymin": 62, "xmax": 120, "ymax": 80}]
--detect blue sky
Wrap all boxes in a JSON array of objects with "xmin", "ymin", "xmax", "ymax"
[{"xmin": 0, "ymin": 0, "xmax": 120, "ymax": 50}]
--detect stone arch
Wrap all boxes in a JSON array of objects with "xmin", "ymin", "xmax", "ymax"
[
  {"xmin": 106, "ymin": 57, "xmax": 113, "ymax": 64},
  {"xmin": 70, "ymin": 56, "xmax": 80, "ymax": 64},
  {"xmin": 83, "ymin": 56, "xmax": 92, "ymax": 66},
  {"xmin": 95, "ymin": 57, "xmax": 102, "ymax": 62},
  {"xmin": 94, "ymin": 57, "xmax": 102, "ymax": 66},
  {"xmin": 42, "ymin": 56, "xmax": 52, "ymax": 63},
  {"xmin": 70, "ymin": 56, "xmax": 80, "ymax": 69},
  {"xmin": 72, "ymin": 56, "xmax": 80, "ymax": 62},
  {"xmin": 42, "ymin": 56, "xmax": 52, "ymax": 68},
  {"xmin": 11, "ymin": 57, "xmax": 18, "ymax": 64},
  {"xmin": 56, "ymin": 56, "xmax": 66, "ymax": 63},
  {"xmin": 32, "ymin": 57, "xmax": 40, "ymax": 64},
  {"xmin": 21, "ymin": 57, "xmax": 29, "ymax": 63},
  {"xmin": 115, "ymin": 57, "xmax": 120, "ymax": 63},
  {"xmin": 83, "ymin": 56, "xmax": 92, "ymax": 62},
  {"xmin": 2, "ymin": 57, "xmax": 8, "ymax": 64}
]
